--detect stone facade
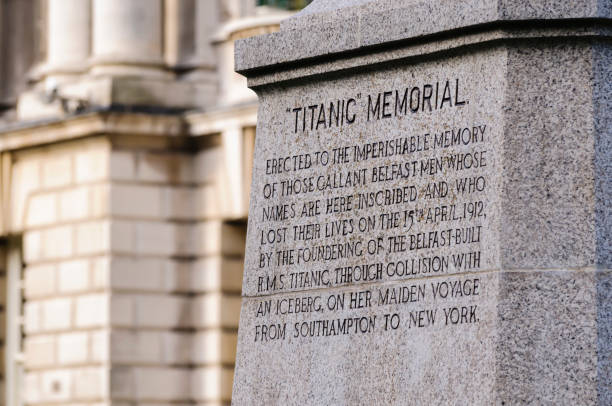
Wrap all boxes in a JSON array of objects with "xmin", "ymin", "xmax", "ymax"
[
  {"xmin": 0, "ymin": 1, "xmax": 293, "ymax": 405},
  {"xmin": 15, "ymin": 121, "xmax": 247, "ymax": 405}
]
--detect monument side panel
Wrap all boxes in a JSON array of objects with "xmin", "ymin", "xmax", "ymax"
[
  {"xmin": 234, "ymin": 48, "xmax": 507, "ymax": 405},
  {"xmin": 495, "ymin": 40, "xmax": 612, "ymax": 404},
  {"xmin": 594, "ymin": 42, "xmax": 612, "ymax": 268},
  {"xmin": 594, "ymin": 42, "xmax": 612, "ymax": 404},
  {"xmin": 500, "ymin": 42, "xmax": 597, "ymax": 269}
]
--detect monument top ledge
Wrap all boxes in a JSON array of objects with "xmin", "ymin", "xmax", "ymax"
[{"xmin": 235, "ymin": 0, "xmax": 611, "ymax": 75}]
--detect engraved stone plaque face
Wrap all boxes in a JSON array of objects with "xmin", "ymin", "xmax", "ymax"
[{"xmin": 234, "ymin": 49, "xmax": 507, "ymax": 404}]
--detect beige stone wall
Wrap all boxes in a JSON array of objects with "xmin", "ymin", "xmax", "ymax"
[
  {"xmin": 6, "ymin": 114, "xmax": 253, "ymax": 404},
  {"xmin": 16, "ymin": 137, "xmax": 111, "ymax": 405},
  {"xmin": 105, "ymin": 144, "xmax": 244, "ymax": 404}
]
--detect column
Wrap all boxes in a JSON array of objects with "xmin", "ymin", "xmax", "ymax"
[
  {"xmin": 91, "ymin": 0, "xmax": 165, "ymax": 77},
  {"xmin": 45, "ymin": 0, "xmax": 90, "ymax": 76}
]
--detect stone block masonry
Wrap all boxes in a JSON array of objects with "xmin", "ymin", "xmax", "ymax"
[
  {"xmin": 233, "ymin": 0, "xmax": 611, "ymax": 404},
  {"xmin": 1, "ymin": 111, "xmax": 253, "ymax": 406}
]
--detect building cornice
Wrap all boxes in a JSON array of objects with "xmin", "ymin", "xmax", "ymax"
[
  {"xmin": 0, "ymin": 110, "xmax": 184, "ymax": 152},
  {"xmin": 0, "ymin": 100, "xmax": 260, "ymax": 152}
]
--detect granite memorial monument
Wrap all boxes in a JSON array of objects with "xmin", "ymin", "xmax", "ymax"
[{"xmin": 233, "ymin": 0, "xmax": 611, "ymax": 404}]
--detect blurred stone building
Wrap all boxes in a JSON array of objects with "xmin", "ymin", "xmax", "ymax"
[{"xmin": 0, "ymin": 1, "xmax": 306, "ymax": 404}]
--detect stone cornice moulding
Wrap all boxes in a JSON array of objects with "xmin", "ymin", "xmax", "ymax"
[
  {"xmin": 235, "ymin": 0, "xmax": 612, "ymax": 86},
  {"xmin": 0, "ymin": 102, "xmax": 261, "ymax": 152},
  {"xmin": 0, "ymin": 112, "xmax": 184, "ymax": 152},
  {"xmin": 186, "ymin": 102, "xmax": 258, "ymax": 136}
]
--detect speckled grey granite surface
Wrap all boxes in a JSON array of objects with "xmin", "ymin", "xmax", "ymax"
[
  {"xmin": 501, "ymin": 43, "xmax": 600, "ymax": 269},
  {"xmin": 235, "ymin": 0, "xmax": 612, "ymax": 73},
  {"xmin": 235, "ymin": 272, "xmax": 500, "ymax": 405},
  {"xmin": 496, "ymin": 270, "xmax": 611, "ymax": 405},
  {"xmin": 594, "ymin": 43, "xmax": 612, "ymax": 268},
  {"xmin": 281, "ymin": 0, "xmax": 611, "ymax": 31},
  {"xmin": 233, "ymin": 0, "xmax": 611, "ymax": 404}
]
